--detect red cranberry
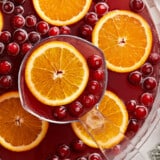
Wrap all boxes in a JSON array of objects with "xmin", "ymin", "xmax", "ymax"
[
  {"xmin": 88, "ymin": 80, "xmax": 101, "ymax": 94},
  {"xmin": 14, "ymin": 5, "xmax": 24, "ymax": 15},
  {"xmin": 140, "ymin": 92, "xmax": 154, "ymax": 107},
  {"xmin": 56, "ymin": 144, "xmax": 70, "ymax": 158},
  {"xmin": 0, "ymin": 75, "xmax": 13, "ymax": 88},
  {"xmin": 28, "ymin": 31, "xmax": 41, "ymax": 44},
  {"xmin": 142, "ymin": 77, "xmax": 157, "ymax": 91},
  {"xmin": 48, "ymin": 154, "xmax": 59, "ymax": 160},
  {"xmin": 85, "ymin": 12, "xmax": 98, "ymax": 26},
  {"xmin": 148, "ymin": 52, "xmax": 160, "ymax": 65},
  {"xmin": 14, "ymin": 0, "xmax": 26, "ymax": 5},
  {"xmin": 80, "ymin": 24, "xmax": 92, "ymax": 39},
  {"xmin": 94, "ymin": 2, "xmax": 109, "ymax": 16},
  {"xmin": 25, "ymin": 15, "xmax": 37, "ymax": 27},
  {"xmin": 87, "ymin": 55, "xmax": 103, "ymax": 69},
  {"xmin": 2, "ymin": 1, "xmax": 15, "ymax": 14},
  {"xmin": 92, "ymin": 69, "xmax": 105, "ymax": 81},
  {"xmin": 60, "ymin": 26, "xmax": 71, "ymax": 34},
  {"xmin": 81, "ymin": 94, "xmax": 96, "ymax": 108},
  {"xmin": 0, "ymin": 60, "xmax": 12, "ymax": 74},
  {"xmin": 69, "ymin": 101, "xmax": 83, "ymax": 117},
  {"xmin": 7, "ymin": 42, "xmax": 20, "ymax": 56},
  {"xmin": 134, "ymin": 105, "xmax": 148, "ymax": 120},
  {"xmin": 77, "ymin": 157, "xmax": 87, "ymax": 160},
  {"xmin": 0, "ymin": 42, "xmax": 5, "ymax": 54},
  {"xmin": 130, "ymin": 0, "xmax": 145, "ymax": 12},
  {"xmin": 71, "ymin": 139, "xmax": 86, "ymax": 152},
  {"xmin": 11, "ymin": 14, "xmax": 25, "ymax": 28},
  {"xmin": 13, "ymin": 28, "xmax": 28, "ymax": 44},
  {"xmin": 126, "ymin": 99, "xmax": 137, "ymax": 112},
  {"xmin": 48, "ymin": 26, "xmax": 60, "ymax": 36},
  {"xmin": 0, "ymin": 31, "xmax": 11, "ymax": 43},
  {"xmin": 128, "ymin": 71, "xmax": 142, "ymax": 85},
  {"xmin": 21, "ymin": 42, "xmax": 32, "ymax": 55},
  {"xmin": 88, "ymin": 153, "xmax": 103, "ymax": 160},
  {"xmin": 128, "ymin": 119, "xmax": 140, "ymax": 132},
  {"xmin": 140, "ymin": 62, "xmax": 153, "ymax": 76},
  {"xmin": 36, "ymin": 21, "xmax": 49, "ymax": 35},
  {"xmin": 53, "ymin": 106, "xmax": 67, "ymax": 120}
]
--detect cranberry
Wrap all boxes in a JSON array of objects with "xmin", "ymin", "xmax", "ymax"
[
  {"xmin": 88, "ymin": 153, "xmax": 103, "ymax": 160},
  {"xmin": 87, "ymin": 55, "xmax": 103, "ymax": 69},
  {"xmin": 0, "ymin": 60, "xmax": 12, "ymax": 74},
  {"xmin": 0, "ymin": 31, "xmax": 11, "ymax": 43},
  {"xmin": 11, "ymin": 14, "xmax": 25, "ymax": 28},
  {"xmin": 126, "ymin": 99, "xmax": 137, "ymax": 112},
  {"xmin": 128, "ymin": 119, "xmax": 140, "ymax": 132},
  {"xmin": 48, "ymin": 154, "xmax": 59, "ymax": 160},
  {"xmin": 81, "ymin": 94, "xmax": 96, "ymax": 108},
  {"xmin": 69, "ymin": 101, "xmax": 83, "ymax": 117},
  {"xmin": 48, "ymin": 26, "xmax": 60, "ymax": 36},
  {"xmin": 142, "ymin": 76, "xmax": 157, "ymax": 91},
  {"xmin": 28, "ymin": 31, "xmax": 41, "ymax": 44},
  {"xmin": 88, "ymin": 80, "xmax": 101, "ymax": 94},
  {"xmin": 36, "ymin": 21, "xmax": 49, "ymax": 35},
  {"xmin": 13, "ymin": 28, "xmax": 28, "ymax": 44},
  {"xmin": 134, "ymin": 105, "xmax": 148, "ymax": 120},
  {"xmin": 128, "ymin": 71, "xmax": 142, "ymax": 85},
  {"xmin": 14, "ymin": 5, "xmax": 24, "ymax": 15},
  {"xmin": 148, "ymin": 52, "xmax": 160, "ymax": 65},
  {"xmin": 56, "ymin": 144, "xmax": 70, "ymax": 158},
  {"xmin": 21, "ymin": 42, "xmax": 32, "ymax": 55},
  {"xmin": 53, "ymin": 106, "xmax": 67, "ymax": 120},
  {"xmin": 130, "ymin": 0, "xmax": 145, "ymax": 12},
  {"xmin": 2, "ymin": 1, "xmax": 15, "ymax": 14},
  {"xmin": 140, "ymin": 92, "xmax": 154, "ymax": 107},
  {"xmin": 25, "ymin": 15, "xmax": 37, "ymax": 27},
  {"xmin": 71, "ymin": 139, "xmax": 86, "ymax": 152},
  {"xmin": 14, "ymin": 0, "xmax": 26, "ymax": 5},
  {"xmin": 85, "ymin": 12, "xmax": 98, "ymax": 26},
  {"xmin": 94, "ymin": 2, "xmax": 109, "ymax": 16},
  {"xmin": 92, "ymin": 69, "xmax": 105, "ymax": 81},
  {"xmin": 77, "ymin": 157, "xmax": 87, "ymax": 160},
  {"xmin": 0, "ymin": 42, "xmax": 5, "ymax": 54},
  {"xmin": 0, "ymin": 75, "xmax": 13, "ymax": 88},
  {"xmin": 60, "ymin": 26, "xmax": 71, "ymax": 35},
  {"xmin": 80, "ymin": 24, "xmax": 92, "ymax": 39},
  {"xmin": 140, "ymin": 62, "xmax": 153, "ymax": 76},
  {"xmin": 7, "ymin": 42, "xmax": 20, "ymax": 56}
]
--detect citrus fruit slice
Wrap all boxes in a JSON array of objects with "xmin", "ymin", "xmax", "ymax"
[
  {"xmin": 0, "ymin": 91, "xmax": 48, "ymax": 152},
  {"xmin": 71, "ymin": 90, "xmax": 129, "ymax": 149},
  {"xmin": 25, "ymin": 40, "xmax": 89, "ymax": 106},
  {"xmin": 0, "ymin": 11, "xmax": 3, "ymax": 31},
  {"xmin": 32, "ymin": 0, "xmax": 92, "ymax": 26},
  {"xmin": 92, "ymin": 10, "xmax": 153, "ymax": 73}
]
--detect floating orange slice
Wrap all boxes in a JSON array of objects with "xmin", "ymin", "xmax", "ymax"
[
  {"xmin": 32, "ymin": 0, "xmax": 92, "ymax": 26},
  {"xmin": 25, "ymin": 41, "xmax": 89, "ymax": 106},
  {"xmin": 0, "ymin": 11, "xmax": 3, "ymax": 31},
  {"xmin": 72, "ymin": 90, "xmax": 128, "ymax": 149},
  {"xmin": 0, "ymin": 91, "xmax": 48, "ymax": 152},
  {"xmin": 92, "ymin": 10, "xmax": 153, "ymax": 73}
]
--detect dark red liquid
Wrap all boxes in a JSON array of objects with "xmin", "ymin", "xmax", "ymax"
[{"xmin": 0, "ymin": 0, "xmax": 160, "ymax": 160}]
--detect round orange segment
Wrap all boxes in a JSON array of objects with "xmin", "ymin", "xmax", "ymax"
[
  {"xmin": 0, "ymin": 11, "xmax": 3, "ymax": 31},
  {"xmin": 25, "ymin": 41, "xmax": 89, "ymax": 106},
  {"xmin": 32, "ymin": 0, "xmax": 92, "ymax": 26},
  {"xmin": 0, "ymin": 91, "xmax": 48, "ymax": 152},
  {"xmin": 92, "ymin": 10, "xmax": 153, "ymax": 73},
  {"xmin": 72, "ymin": 90, "xmax": 129, "ymax": 149}
]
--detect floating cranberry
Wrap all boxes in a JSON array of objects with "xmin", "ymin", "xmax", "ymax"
[
  {"xmin": 14, "ymin": 0, "xmax": 26, "ymax": 5},
  {"xmin": 0, "ymin": 60, "xmax": 12, "ymax": 74},
  {"xmin": 56, "ymin": 144, "xmax": 71, "ymax": 158},
  {"xmin": 142, "ymin": 76, "xmax": 157, "ymax": 91},
  {"xmin": 87, "ymin": 55, "xmax": 103, "ymax": 69},
  {"xmin": 128, "ymin": 119, "xmax": 140, "ymax": 132},
  {"xmin": 92, "ymin": 69, "xmax": 105, "ymax": 81},
  {"xmin": 140, "ymin": 92, "xmax": 154, "ymax": 107},
  {"xmin": 21, "ymin": 42, "xmax": 32, "ymax": 55},
  {"xmin": 53, "ymin": 106, "xmax": 67, "ymax": 120},
  {"xmin": 14, "ymin": 5, "xmax": 24, "ymax": 15},
  {"xmin": 128, "ymin": 71, "xmax": 142, "ymax": 85},
  {"xmin": 81, "ymin": 94, "xmax": 96, "ymax": 108},
  {"xmin": 13, "ymin": 28, "xmax": 28, "ymax": 44},
  {"xmin": 80, "ymin": 24, "xmax": 92, "ymax": 39},
  {"xmin": 69, "ymin": 101, "xmax": 83, "ymax": 117},
  {"xmin": 134, "ymin": 105, "xmax": 148, "ymax": 120},
  {"xmin": 94, "ymin": 2, "xmax": 109, "ymax": 16},
  {"xmin": 129, "ymin": 0, "xmax": 145, "ymax": 12},
  {"xmin": 60, "ymin": 26, "xmax": 71, "ymax": 35},
  {"xmin": 11, "ymin": 14, "xmax": 25, "ymax": 28},
  {"xmin": 0, "ymin": 42, "xmax": 5, "ymax": 54},
  {"xmin": 48, "ymin": 26, "xmax": 60, "ymax": 36},
  {"xmin": 47, "ymin": 154, "xmax": 59, "ymax": 160},
  {"xmin": 0, "ymin": 75, "xmax": 13, "ymax": 88},
  {"xmin": 71, "ymin": 139, "xmax": 86, "ymax": 152},
  {"xmin": 148, "ymin": 52, "xmax": 160, "ymax": 65},
  {"xmin": 126, "ymin": 99, "xmax": 137, "ymax": 112},
  {"xmin": 88, "ymin": 153, "xmax": 103, "ymax": 160},
  {"xmin": 77, "ymin": 157, "xmax": 87, "ymax": 160},
  {"xmin": 88, "ymin": 80, "xmax": 101, "ymax": 95},
  {"xmin": 28, "ymin": 31, "xmax": 41, "ymax": 44},
  {"xmin": 140, "ymin": 62, "xmax": 153, "ymax": 76},
  {"xmin": 7, "ymin": 42, "xmax": 20, "ymax": 56},
  {"xmin": 36, "ymin": 21, "xmax": 49, "ymax": 35},
  {"xmin": 85, "ymin": 12, "xmax": 98, "ymax": 26},
  {"xmin": 25, "ymin": 15, "xmax": 37, "ymax": 27},
  {"xmin": 2, "ymin": 1, "xmax": 15, "ymax": 14},
  {"xmin": 0, "ymin": 31, "xmax": 11, "ymax": 44}
]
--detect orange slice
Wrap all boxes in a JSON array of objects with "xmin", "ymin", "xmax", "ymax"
[
  {"xmin": 0, "ymin": 11, "xmax": 3, "ymax": 31},
  {"xmin": 0, "ymin": 91, "xmax": 48, "ymax": 152},
  {"xmin": 32, "ymin": 0, "xmax": 92, "ymax": 26},
  {"xmin": 25, "ymin": 41, "xmax": 89, "ymax": 106},
  {"xmin": 92, "ymin": 10, "xmax": 153, "ymax": 73},
  {"xmin": 72, "ymin": 90, "xmax": 129, "ymax": 149}
]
